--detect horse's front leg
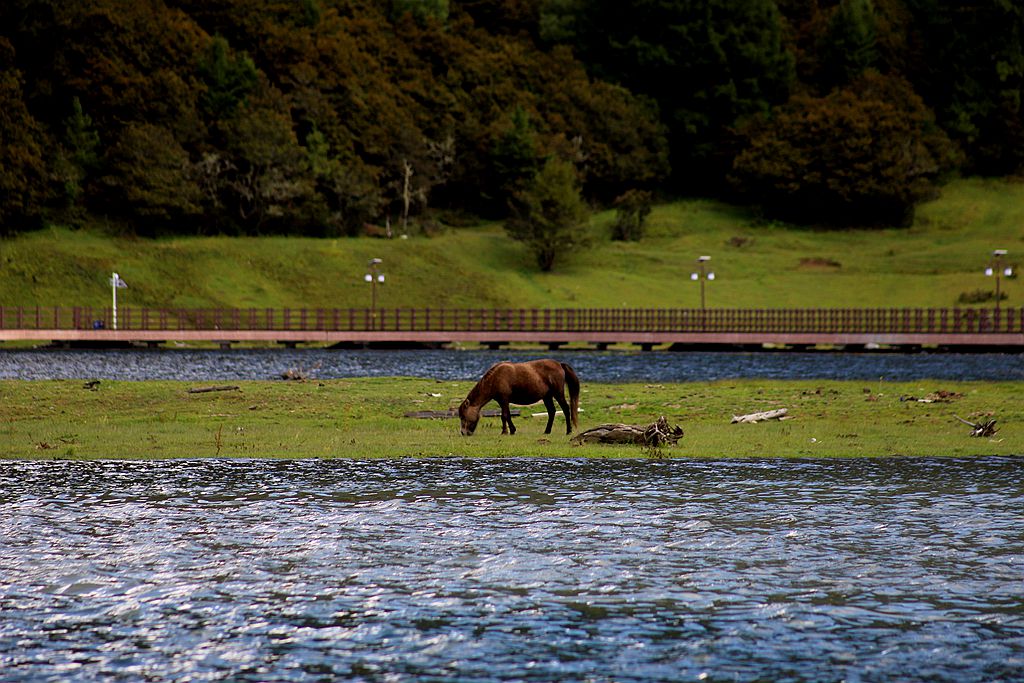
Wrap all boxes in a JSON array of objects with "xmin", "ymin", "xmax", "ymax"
[
  {"xmin": 542, "ymin": 396, "xmax": 556, "ymax": 434},
  {"xmin": 499, "ymin": 400, "xmax": 515, "ymax": 435}
]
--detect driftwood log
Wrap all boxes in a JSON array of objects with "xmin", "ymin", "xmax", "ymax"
[
  {"xmin": 572, "ymin": 416, "xmax": 683, "ymax": 446},
  {"xmin": 954, "ymin": 415, "xmax": 998, "ymax": 437},
  {"xmin": 731, "ymin": 408, "xmax": 788, "ymax": 424}
]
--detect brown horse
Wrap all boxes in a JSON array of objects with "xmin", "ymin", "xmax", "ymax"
[{"xmin": 459, "ymin": 359, "xmax": 580, "ymax": 436}]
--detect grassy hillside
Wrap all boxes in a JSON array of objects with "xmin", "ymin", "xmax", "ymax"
[{"xmin": 1, "ymin": 178, "xmax": 1022, "ymax": 311}]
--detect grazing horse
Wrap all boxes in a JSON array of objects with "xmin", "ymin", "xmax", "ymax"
[{"xmin": 459, "ymin": 359, "xmax": 580, "ymax": 436}]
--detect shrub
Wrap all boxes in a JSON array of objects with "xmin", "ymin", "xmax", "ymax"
[
  {"xmin": 732, "ymin": 72, "xmax": 957, "ymax": 226},
  {"xmin": 610, "ymin": 189, "xmax": 652, "ymax": 241}
]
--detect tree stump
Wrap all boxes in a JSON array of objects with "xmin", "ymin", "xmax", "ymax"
[{"xmin": 572, "ymin": 416, "xmax": 683, "ymax": 446}]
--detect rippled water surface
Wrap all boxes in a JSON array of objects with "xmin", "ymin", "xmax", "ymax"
[
  {"xmin": 2, "ymin": 458, "xmax": 1023, "ymax": 682},
  {"xmin": 2, "ymin": 348, "xmax": 1022, "ymax": 381}
]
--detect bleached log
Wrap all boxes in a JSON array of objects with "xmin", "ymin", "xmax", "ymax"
[{"xmin": 731, "ymin": 408, "xmax": 788, "ymax": 424}]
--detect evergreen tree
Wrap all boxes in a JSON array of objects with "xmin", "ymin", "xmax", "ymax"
[
  {"xmin": 198, "ymin": 35, "xmax": 258, "ymax": 122},
  {"xmin": 391, "ymin": 0, "xmax": 449, "ymax": 24},
  {"xmin": 490, "ymin": 107, "xmax": 541, "ymax": 200},
  {"xmin": 0, "ymin": 38, "xmax": 46, "ymax": 230},
  {"xmin": 53, "ymin": 97, "xmax": 101, "ymax": 207},
  {"xmin": 543, "ymin": 0, "xmax": 794, "ymax": 191},
  {"xmin": 505, "ymin": 157, "xmax": 590, "ymax": 271},
  {"xmin": 904, "ymin": 0, "xmax": 1024, "ymax": 174},
  {"xmin": 819, "ymin": 0, "xmax": 878, "ymax": 88}
]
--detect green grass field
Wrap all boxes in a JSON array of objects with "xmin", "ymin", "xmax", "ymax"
[
  {"xmin": 1, "ymin": 177, "xmax": 1022, "ymax": 312},
  {"xmin": 2, "ymin": 377, "xmax": 1018, "ymax": 459}
]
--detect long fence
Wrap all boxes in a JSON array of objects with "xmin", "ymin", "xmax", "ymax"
[{"xmin": 1, "ymin": 306, "xmax": 1022, "ymax": 335}]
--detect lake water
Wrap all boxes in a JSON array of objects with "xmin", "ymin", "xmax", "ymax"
[
  {"xmin": 2, "ymin": 458, "xmax": 1023, "ymax": 682},
  {"xmin": 1, "ymin": 348, "xmax": 1022, "ymax": 382}
]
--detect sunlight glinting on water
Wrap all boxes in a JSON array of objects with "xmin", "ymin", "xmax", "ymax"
[{"xmin": 2, "ymin": 458, "xmax": 1023, "ymax": 681}]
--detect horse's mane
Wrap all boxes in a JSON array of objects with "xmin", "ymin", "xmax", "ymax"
[
  {"xmin": 466, "ymin": 361, "xmax": 508, "ymax": 403},
  {"xmin": 480, "ymin": 361, "xmax": 507, "ymax": 381}
]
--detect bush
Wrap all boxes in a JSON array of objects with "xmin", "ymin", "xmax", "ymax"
[
  {"xmin": 504, "ymin": 158, "xmax": 590, "ymax": 271},
  {"xmin": 610, "ymin": 189, "xmax": 652, "ymax": 241},
  {"xmin": 732, "ymin": 72, "xmax": 958, "ymax": 226}
]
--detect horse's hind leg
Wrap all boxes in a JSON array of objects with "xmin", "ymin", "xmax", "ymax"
[
  {"xmin": 554, "ymin": 391, "xmax": 572, "ymax": 434},
  {"xmin": 499, "ymin": 399, "xmax": 515, "ymax": 435},
  {"xmin": 543, "ymin": 396, "xmax": 556, "ymax": 434}
]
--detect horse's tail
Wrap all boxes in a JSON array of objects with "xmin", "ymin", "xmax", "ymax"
[{"xmin": 560, "ymin": 362, "xmax": 580, "ymax": 431}]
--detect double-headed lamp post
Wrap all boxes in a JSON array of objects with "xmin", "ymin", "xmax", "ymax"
[
  {"xmin": 364, "ymin": 258, "xmax": 384, "ymax": 329},
  {"xmin": 985, "ymin": 249, "xmax": 1012, "ymax": 313},
  {"xmin": 690, "ymin": 255, "xmax": 715, "ymax": 311}
]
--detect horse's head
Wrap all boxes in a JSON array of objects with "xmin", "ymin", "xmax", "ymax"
[{"xmin": 458, "ymin": 399, "xmax": 480, "ymax": 436}]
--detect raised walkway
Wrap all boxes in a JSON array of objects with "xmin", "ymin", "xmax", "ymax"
[{"xmin": 1, "ymin": 306, "xmax": 1022, "ymax": 351}]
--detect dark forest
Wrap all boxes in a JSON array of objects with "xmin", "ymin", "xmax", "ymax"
[{"xmin": 1, "ymin": 0, "xmax": 1021, "ymax": 235}]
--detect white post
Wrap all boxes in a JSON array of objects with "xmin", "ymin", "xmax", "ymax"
[{"xmin": 112, "ymin": 271, "xmax": 118, "ymax": 330}]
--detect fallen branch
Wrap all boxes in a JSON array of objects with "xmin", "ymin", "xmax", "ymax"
[
  {"xmin": 572, "ymin": 416, "xmax": 683, "ymax": 447},
  {"xmin": 954, "ymin": 415, "xmax": 998, "ymax": 437},
  {"xmin": 731, "ymin": 408, "xmax": 788, "ymax": 424},
  {"xmin": 187, "ymin": 385, "xmax": 241, "ymax": 394}
]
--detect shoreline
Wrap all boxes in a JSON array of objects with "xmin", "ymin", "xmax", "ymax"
[{"xmin": 2, "ymin": 378, "xmax": 1019, "ymax": 460}]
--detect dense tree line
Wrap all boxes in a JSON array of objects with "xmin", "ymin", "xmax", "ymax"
[{"xmin": 1, "ymin": 0, "xmax": 1021, "ymax": 238}]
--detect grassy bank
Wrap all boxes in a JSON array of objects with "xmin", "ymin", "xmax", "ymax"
[
  {"xmin": 1, "ymin": 177, "xmax": 1022, "ymax": 312},
  {"xmin": 2, "ymin": 377, "xmax": 1019, "ymax": 459}
]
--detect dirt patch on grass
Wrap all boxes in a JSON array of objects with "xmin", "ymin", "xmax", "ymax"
[{"xmin": 798, "ymin": 257, "xmax": 842, "ymax": 269}]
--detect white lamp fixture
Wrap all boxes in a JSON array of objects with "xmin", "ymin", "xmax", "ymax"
[
  {"xmin": 985, "ymin": 249, "xmax": 1011, "ymax": 312},
  {"xmin": 365, "ymin": 258, "xmax": 384, "ymax": 329},
  {"xmin": 691, "ymin": 256, "xmax": 714, "ymax": 311}
]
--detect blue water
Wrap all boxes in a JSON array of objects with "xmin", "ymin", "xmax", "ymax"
[
  {"xmin": 1, "ymin": 348, "xmax": 1021, "ymax": 381},
  {"xmin": 2, "ymin": 458, "xmax": 1023, "ymax": 682}
]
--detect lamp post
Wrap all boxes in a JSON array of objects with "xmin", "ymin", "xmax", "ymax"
[
  {"xmin": 985, "ymin": 249, "xmax": 1012, "ymax": 313},
  {"xmin": 364, "ymin": 258, "xmax": 384, "ymax": 330},
  {"xmin": 109, "ymin": 272, "xmax": 127, "ymax": 330},
  {"xmin": 690, "ymin": 256, "xmax": 715, "ymax": 311}
]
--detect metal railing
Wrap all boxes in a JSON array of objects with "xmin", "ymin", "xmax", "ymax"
[{"xmin": 1, "ymin": 306, "xmax": 1022, "ymax": 334}]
